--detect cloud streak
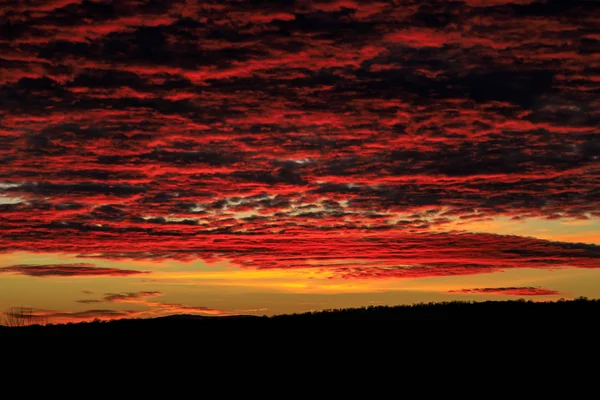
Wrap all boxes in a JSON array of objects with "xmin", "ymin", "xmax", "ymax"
[
  {"xmin": 448, "ymin": 287, "xmax": 562, "ymax": 296},
  {"xmin": 73, "ymin": 291, "xmax": 264, "ymax": 319},
  {"xmin": 34, "ymin": 309, "xmax": 143, "ymax": 324},
  {"xmin": 0, "ymin": 263, "xmax": 149, "ymax": 277}
]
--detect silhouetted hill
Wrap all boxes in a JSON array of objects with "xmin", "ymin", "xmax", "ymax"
[{"xmin": 2, "ymin": 299, "xmax": 599, "ymax": 340}]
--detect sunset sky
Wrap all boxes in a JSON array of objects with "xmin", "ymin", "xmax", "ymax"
[{"xmin": 1, "ymin": 0, "xmax": 599, "ymax": 324}]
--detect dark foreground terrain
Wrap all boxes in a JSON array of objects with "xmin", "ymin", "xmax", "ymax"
[
  {"xmin": 3, "ymin": 299, "xmax": 600, "ymax": 369},
  {"xmin": 3, "ymin": 299, "xmax": 596, "ymax": 381},
  {"xmin": 1, "ymin": 298, "xmax": 599, "ymax": 339}
]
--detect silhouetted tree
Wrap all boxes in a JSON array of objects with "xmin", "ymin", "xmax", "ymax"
[{"xmin": 5, "ymin": 307, "xmax": 46, "ymax": 327}]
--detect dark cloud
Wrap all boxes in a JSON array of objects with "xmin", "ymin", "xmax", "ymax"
[
  {"xmin": 102, "ymin": 291, "xmax": 162, "ymax": 302},
  {"xmin": 75, "ymin": 299, "xmax": 102, "ymax": 304},
  {"xmin": 448, "ymin": 287, "xmax": 562, "ymax": 296},
  {"xmin": 0, "ymin": 264, "xmax": 149, "ymax": 277}
]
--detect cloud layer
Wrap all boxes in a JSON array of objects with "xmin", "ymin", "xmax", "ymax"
[{"xmin": 1, "ymin": 0, "xmax": 598, "ymax": 279}]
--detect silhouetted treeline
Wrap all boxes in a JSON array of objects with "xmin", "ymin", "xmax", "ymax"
[{"xmin": 1, "ymin": 298, "xmax": 599, "ymax": 339}]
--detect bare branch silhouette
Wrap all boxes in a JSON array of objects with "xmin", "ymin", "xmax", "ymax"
[{"xmin": 5, "ymin": 307, "xmax": 46, "ymax": 327}]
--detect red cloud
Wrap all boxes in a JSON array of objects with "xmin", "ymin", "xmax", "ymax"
[
  {"xmin": 448, "ymin": 287, "xmax": 562, "ymax": 296},
  {"xmin": 384, "ymin": 29, "xmax": 449, "ymax": 48},
  {"xmin": 0, "ymin": 0, "xmax": 598, "ymax": 283},
  {"xmin": 0, "ymin": 264, "xmax": 149, "ymax": 277}
]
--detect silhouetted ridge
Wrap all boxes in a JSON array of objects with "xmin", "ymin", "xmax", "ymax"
[{"xmin": 1, "ymin": 299, "xmax": 599, "ymax": 339}]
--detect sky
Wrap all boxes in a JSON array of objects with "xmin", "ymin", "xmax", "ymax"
[{"xmin": 0, "ymin": 0, "xmax": 599, "ymax": 324}]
